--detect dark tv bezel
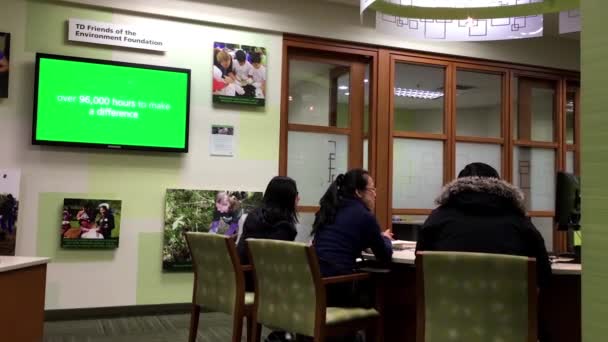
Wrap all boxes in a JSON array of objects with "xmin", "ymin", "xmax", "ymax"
[{"xmin": 32, "ymin": 53, "xmax": 191, "ymax": 153}]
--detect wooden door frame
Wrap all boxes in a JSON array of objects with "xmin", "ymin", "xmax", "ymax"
[{"xmin": 280, "ymin": 38, "xmax": 378, "ymax": 215}]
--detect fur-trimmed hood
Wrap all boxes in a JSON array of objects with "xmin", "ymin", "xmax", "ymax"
[{"xmin": 435, "ymin": 177, "xmax": 526, "ymax": 215}]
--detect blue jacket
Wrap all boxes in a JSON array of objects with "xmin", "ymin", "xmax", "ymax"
[{"xmin": 313, "ymin": 198, "xmax": 393, "ymax": 277}]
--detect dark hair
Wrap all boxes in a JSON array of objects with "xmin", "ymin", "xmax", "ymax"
[
  {"xmin": 312, "ymin": 169, "xmax": 370, "ymax": 234},
  {"xmin": 458, "ymin": 162, "xmax": 500, "ymax": 179},
  {"xmin": 235, "ymin": 50, "xmax": 247, "ymax": 63},
  {"xmin": 260, "ymin": 176, "xmax": 299, "ymax": 225},
  {"xmin": 250, "ymin": 52, "xmax": 262, "ymax": 64}
]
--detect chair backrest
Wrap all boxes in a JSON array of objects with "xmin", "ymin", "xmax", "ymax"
[
  {"xmin": 416, "ymin": 251, "xmax": 537, "ymax": 342},
  {"xmin": 185, "ymin": 232, "xmax": 244, "ymax": 315},
  {"xmin": 247, "ymin": 239, "xmax": 321, "ymax": 336}
]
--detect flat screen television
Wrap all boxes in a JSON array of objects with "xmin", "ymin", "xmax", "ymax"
[
  {"xmin": 555, "ymin": 171, "xmax": 581, "ymax": 231},
  {"xmin": 33, "ymin": 53, "xmax": 190, "ymax": 152}
]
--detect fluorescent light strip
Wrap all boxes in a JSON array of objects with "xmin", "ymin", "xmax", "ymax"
[{"xmin": 394, "ymin": 88, "xmax": 444, "ymax": 100}]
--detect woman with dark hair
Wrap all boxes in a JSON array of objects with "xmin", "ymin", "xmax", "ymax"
[
  {"xmin": 313, "ymin": 168, "xmax": 393, "ymax": 284},
  {"xmin": 237, "ymin": 176, "xmax": 299, "ymax": 265},
  {"xmin": 416, "ymin": 162, "xmax": 551, "ymax": 286},
  {"xmin": 237, "ymin": 176, "xmax": 299, "ymax": 342}
]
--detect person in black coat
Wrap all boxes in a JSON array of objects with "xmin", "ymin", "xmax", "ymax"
[
  {"xmin": 96, "ymin": 203, "xmax": 115, "ymax": 239},
  {"xmin": 237, "ymin": 176, "xmax": 299, "ymax": 265},
  {"xmin": 415, "ymin": 162, "xmax": 551, "ymax": 288},
  {"xmin": 313, "ymin": 169, "xmax": 393, "ymax": 311}
]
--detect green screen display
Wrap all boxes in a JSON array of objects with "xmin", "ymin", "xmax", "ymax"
[{"xmin": 34, "ymin": 55, "xmax": 190, "ymax": 151}]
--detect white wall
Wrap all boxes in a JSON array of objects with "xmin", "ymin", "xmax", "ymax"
[{"xmin": 0, "ymin": 0, "xmax": 282, "ymax": 309}]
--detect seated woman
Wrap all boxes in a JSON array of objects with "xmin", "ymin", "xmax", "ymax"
[
  {"xmin": 313, "ymin": 168, "xmax": 393, "ymax": 307},
  {"xmin": 415, "ymin": 162, "xmax": 551, "ymax": 287},
  {"xmin": 237, "ymin": 176, "xmax": 299, "ymax": 265},
  {"xmin": 237, "ymin": 176, "xmax": 299, "ymax": 342}
]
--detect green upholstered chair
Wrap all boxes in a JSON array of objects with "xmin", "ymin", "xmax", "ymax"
[
  {"xmin": 247, "ymin": 239, "xmax": 382, "ymax": 342},
  {"xmin": 185, "ymin": 232, "xmax": 258, "ymax": 342},
  {"xmin": 416, "ymin": 251, "xmax": 537, "ymax": 342}
]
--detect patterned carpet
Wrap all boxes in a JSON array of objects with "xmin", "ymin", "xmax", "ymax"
[{"xmin": 44, "ymin": 312, "xmax": 270, "ymax": 342}]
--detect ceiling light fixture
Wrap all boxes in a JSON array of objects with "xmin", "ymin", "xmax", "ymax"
[
  {"xmin": 344, "ymin": 92, "xmax": 350, "ymax": 96},
  {"xmin": 338, "ymin": 85, "xmax": 349, "ymax": 90},
  {"xmin": 394, "ymin": 88, "xmax": 444, "ymax": 100}
]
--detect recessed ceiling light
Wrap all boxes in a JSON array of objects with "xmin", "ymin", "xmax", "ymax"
[
  {"xmin": 338, "ymin": 85, "xmax": 349, "ymax": 90},
  {"xmin": 364, "ymin": 79, "xmax": 369, "ymax": 83},
  {"xmin": 344, "ymin": 92, "xmax": 350, "ymax": 96},
  {"xmin": 394, "ymin": 88, "xmax": 444, "ymax": 100}
]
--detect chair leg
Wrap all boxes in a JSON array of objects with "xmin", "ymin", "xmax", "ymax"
[
  {"xmin": 377, "ymin": 317, "xmax": 384, "ymax": 342},
  {"xmin": 314, "ymin": 330, "xmax": 325, "ymax": 342},
  {"xmin": 233, "ymin": 314, "xmax": 244, "ymax": 342},
  {"xmin": 250, "ymin": 316, "xmax": 262, "ymax": 342},
  {"xmin": 189, "ymin": 304, "xmax": 201, "ymax": 342},
  {"xmin": 246, "ymin": 315, "xmax": 261, "ymax": 342},
  {"xmin": 366, "ymin": 317, "xmax": 383, "ymax": 342}
]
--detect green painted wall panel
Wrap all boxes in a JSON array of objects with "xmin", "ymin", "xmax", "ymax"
[
  {"xmin": 136, "ymin": 232, "xmax": 193, "ymax": 305},
  {"xmin": 37, "ymin": 192, "xmax": 117, "ymax": 262},
  {"xmin": 581, "ymin": 1, "xmax": 608, "ymax": 340}
]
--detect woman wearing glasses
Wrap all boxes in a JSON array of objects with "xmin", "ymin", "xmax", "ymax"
[{"xmin": 313, "ymin": 168, "xmax": 393, "ymax": 309}]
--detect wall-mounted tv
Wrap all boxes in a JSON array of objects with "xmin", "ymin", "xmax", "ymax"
[{"xmin": 33, "ymin": 53, "xmax": 190, "ymax": 152}]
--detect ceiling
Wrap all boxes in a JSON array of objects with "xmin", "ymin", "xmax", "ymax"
[{"xmin": 323, "ymin": 0, "xmax": 579, "ymax": 40}]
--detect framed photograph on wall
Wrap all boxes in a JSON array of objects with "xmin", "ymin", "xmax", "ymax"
[
  {"xmin": 60, "ymin": 198, "xmax": 122, "ymax": 249},
  {"xmin": 212, "ymin": 42, "xmax": 267, "ymax": 106},
  {"xmin": 0, "ymin": 169, "xmax": 20, "ymax": 256},
  {"xmin": 163, "ymin": 189, "xmax": 263, "ymax": 271},
  {"xmin": 0, "ymin": 32, "xmax": 10, "ymax": 98}
]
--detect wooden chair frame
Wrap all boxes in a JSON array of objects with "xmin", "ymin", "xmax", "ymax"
[
  {"xmin": 185, "ymin": 233, "xmax": 259, "ymax": 342},
  {"xmin": 415, "ymin": 251, "xmax": 538, "ymax": 342},
  {"xmin": 249, "ymin": 243, "xmax": 384, "ymax": 342}
]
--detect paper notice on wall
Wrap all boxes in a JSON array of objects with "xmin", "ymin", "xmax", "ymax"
[
  {"xmin": 210, "ymin": 125, "xmax": 235, "ymax": 157},
  {"xmin": 68, "ymin": 18, "xmax": 167, "ymax": 51}
]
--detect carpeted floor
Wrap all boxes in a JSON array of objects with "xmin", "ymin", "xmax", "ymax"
[{"xmin": 44, "ymin": 312, "xmax": 269, "ymax": 342}]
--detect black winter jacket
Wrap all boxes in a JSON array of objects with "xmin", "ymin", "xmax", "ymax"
[
  {"xmin": 237, "ymin": 208, "xmax": 297, "ymax": 265},
  {"xmin": 416, "ymin": 176, "xmax": 552, "ymax": 288}
]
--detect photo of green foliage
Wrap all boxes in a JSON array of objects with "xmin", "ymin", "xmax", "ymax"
[{"xmin": 163, "ymin": 189, "xmax": 263, "ymax": 271}]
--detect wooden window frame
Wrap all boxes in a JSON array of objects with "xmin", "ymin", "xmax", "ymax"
[{"xmin": 280, "ymin": 35, "xmax": 580, "ymax": 243}]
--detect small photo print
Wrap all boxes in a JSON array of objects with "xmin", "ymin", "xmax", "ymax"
[
  {"xmin": 0, "ymin": 32, "xmax": 10, "ymax": 98},
  {"xmin": 61, "ymin": 198, "xmax": 122, "ymax": 249},
  {"xmin": 163, "ymin": 189, "xmax": 263, "ymax": 271},
  {"xmin": 0, "ymin": 169, "xmax": 20, "ymax": 255},
  {"xmin": 212, "ymin": 41, "xmax": 267, "ymax": 106},
  {"xmin": 211, "ymin": 125, "xmax": 234, "ymax": 135}
]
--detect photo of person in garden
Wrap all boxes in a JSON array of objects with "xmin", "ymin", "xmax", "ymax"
[{"xmin": 163, "ymin": 189, "xmax": 262, "ymax": 271}]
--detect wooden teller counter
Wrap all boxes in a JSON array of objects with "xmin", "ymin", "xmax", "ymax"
[
  {"xmin": 365, "ymin": 249, "xmax": 581, "ymax": 342},
  {"xmin": 0, "ymin": 256, "xmax": 50, "ymax": 342}
]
